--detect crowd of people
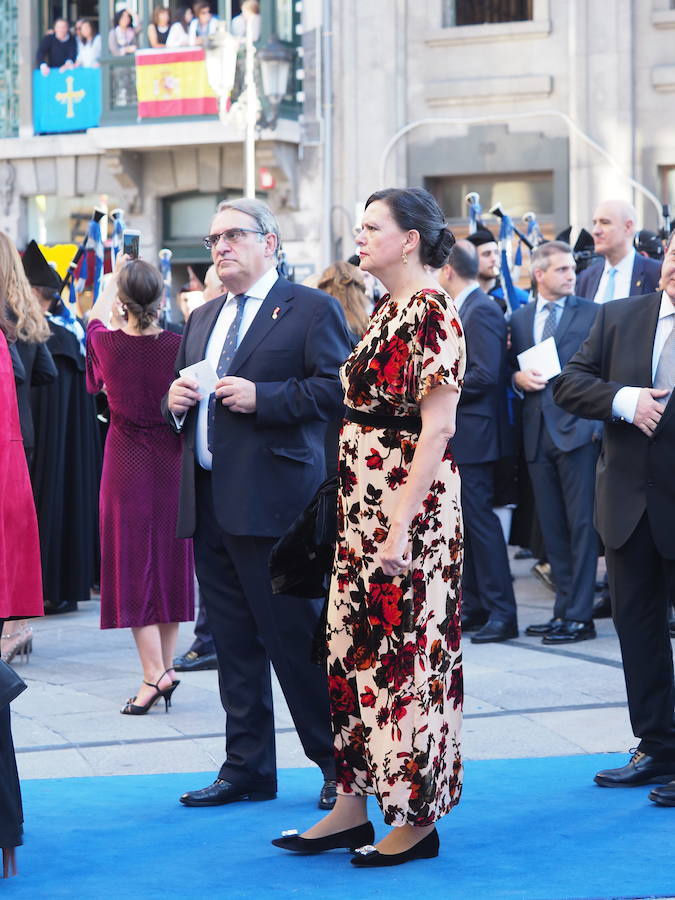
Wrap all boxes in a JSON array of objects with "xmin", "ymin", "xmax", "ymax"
[
  {"xmin": 35, "ymin": 2, "xmax": 261, "ymax": 73},
  {"xmin": 2, "ymin": 187, "xmax": 675, "ymax": 879}
]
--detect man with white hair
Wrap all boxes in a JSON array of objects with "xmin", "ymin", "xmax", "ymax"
[{"xmin": 576, "ymin": 199, "xmax": 662, "ymax": 303}]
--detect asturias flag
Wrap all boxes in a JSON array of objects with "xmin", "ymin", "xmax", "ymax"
[
  {"xmin": 135, "ymin": 47, "xmax": 218, "ymax": 118},
  {"xmin": 33, "ymin": 68, "xmax": 101, "ymax": 134}
]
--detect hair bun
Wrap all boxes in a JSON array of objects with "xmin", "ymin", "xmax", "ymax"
[{"xmin": 428, "ymin": 227, "xmax": 456, "ymax": 269}]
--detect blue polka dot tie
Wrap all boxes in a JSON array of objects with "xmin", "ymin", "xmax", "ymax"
[
  {"xmin": 540, "ymin": 301, "xmax": 558, "ymax": 342},
  {"xmin": 207, "ymin": 293, "xmax": 248, "ymax": 452}
]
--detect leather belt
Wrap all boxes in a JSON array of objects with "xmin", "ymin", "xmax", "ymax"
[{"xmin": 345, "ymin": 407, "xmax": 422, "ymax": 431}]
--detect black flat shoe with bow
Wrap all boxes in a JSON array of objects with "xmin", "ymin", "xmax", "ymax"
[
  {"xmin": 271, "ymin": 821, "xmax": 375, "ymax": 854},
  {"xmin": 350, "ymin": 828, "xmax": 439, "ymax": 867}
]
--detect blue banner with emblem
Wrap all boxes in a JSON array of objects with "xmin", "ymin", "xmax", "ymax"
[{"xmin": 33, "ymin": 68, "xmax": 101, "ymax": 134}]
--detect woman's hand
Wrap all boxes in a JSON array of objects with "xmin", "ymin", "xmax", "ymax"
[
  {"xmin": 379, "ymin": 525, "xmax": 411, "ymax": 577},
  {"xmin": 114, "ymin": 251, "xmax": 131, "ymax": 275}
]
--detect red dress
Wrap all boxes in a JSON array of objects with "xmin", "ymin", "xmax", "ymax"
[
  {"xmin": 0, "ymin": 333, "xmax": 43, "ymax": 620},
  {"xmin": 86, "ymin": 321, "xmax": 194, "ymax": 629}
]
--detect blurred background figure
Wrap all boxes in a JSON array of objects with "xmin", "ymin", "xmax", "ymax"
[
  {"xmin": 148, "ymin": 5, "xmax": 172, "ymax": 48},
  {"xmin": 86, "ymin": 256, "xmax": 194, "ymax": 715},
  {"xmin": 166, "ymin": 5, "xmax": 194, "ymax": 47},
  {"xmin": 36, "ymin": 17, "xmax": 76, "ymax": 75},
  {"xmin": 231, "ymin": 0, "xmax": 261, "ymax": 41},
  {"xmin": 0, "ymin": 234, "xmax": 55, "ymax": 661},
  {"xmin": 23, "ymin": 242, "xmax": 101, "ymax": 618},
  {"xmin": 0, "ymin": 300, "xmax": 44, "ymax": 879},
  {"xmin": 317, "ymin": 261, "xmax": 370, "ymax": 344},
  {"xmin": 108, "ymin": 8, "xmax": 138, "ymax": 56},
  {"xmin": 189, "ymin": 2, "xmax": 218, "ymax": 46},
  {"xmin": 75, "ymin": 18, "xmax": 101, "ymax": 68}
]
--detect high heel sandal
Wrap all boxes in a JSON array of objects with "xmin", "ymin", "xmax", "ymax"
[
  {"xmin": 120, "ymin": 670, "xmax": 176, "ymax": 716},
  {"xmin": 1, "ymin": 625, "xmax": 33, "ymax": 665}
]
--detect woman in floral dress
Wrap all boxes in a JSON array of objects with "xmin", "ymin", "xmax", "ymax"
[{"xmin": 273, "ymin": 187, "xmax": 465, "ymax": 867}]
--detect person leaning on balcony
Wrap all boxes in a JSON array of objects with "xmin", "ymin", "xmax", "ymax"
[
  {"xmin": 148, "ymin": 6, "xmax": 171, "ymax": 48},
  {"xmin": 166, "ymin": 6, "xmax": 194, "ymax": 48},
  {"xmin": 35, "ymin": 17, "xmax": 77, "ymax": 76},
  {"xmin": 108, "ymin": 8, "xmax": 138, "ymax": 57},
  {"xmin": 188, "ymin": 2, "xmax": 218, "ymax": 46},
  {"xmin": 75, "ymin": 18, "xmax": 101, "ymax": 68}
]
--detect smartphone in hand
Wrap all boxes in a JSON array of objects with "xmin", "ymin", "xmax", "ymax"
[{"xmin": 122, "ymin": 229, "xmax": 140, "ymax": 259}]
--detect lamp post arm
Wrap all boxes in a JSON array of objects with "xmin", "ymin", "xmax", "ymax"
[{"xmin": 377, "ymin": 110, "xmax": 663, "ymax": 221}]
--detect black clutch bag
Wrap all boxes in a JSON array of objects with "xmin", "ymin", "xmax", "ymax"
[
  {"xmin": 0, "ymin": 659, "xmax": 27, "ymax": 711},
  {"xmin": 269, "ymin": 474, "xmax": 339, "ymax": 599}
]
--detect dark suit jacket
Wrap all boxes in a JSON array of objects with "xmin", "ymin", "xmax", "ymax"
[
  {"xmin": 553, "ymin": 292, "xmax": 675, "ymax": 555},
  {"xmin": 13, "ymin": 339, "xmax": 58, "ymax": 452},
  {"xmin": 161, "ymin": 275, "xmax": 352, "ymax": 539},
  {"xmin": 575, "ymin": 253, "xmax": 662, "ymax": 301},
  {"xmin": 451, "ymin": 287, "xmax": 508, "ymax": 465},
  {"xmin": 509, "ymin": 295, "xmax": 599, "ymax": 462}
]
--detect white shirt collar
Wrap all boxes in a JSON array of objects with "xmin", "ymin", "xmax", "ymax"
[
  {"xmin": 453, "ymin": 281, "xmax": 479, "ymax": 310},
  {"xmin": 603, "ymin": 247, "xmax": 635, "ymax": 275},
  {"xmin": 536, "ymin": 294, "xmax": 566, "ymax": 313},
  {"xmin": 658, "ymin": 290, "xmax": 675, "ymax": 320},
  {"xmin": 225, "ymin": 266, "xmax": 279, "ymax": 304}
]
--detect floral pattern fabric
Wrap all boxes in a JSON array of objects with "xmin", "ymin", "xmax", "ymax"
[{"xmin": 327, "ymin": 288, "xmax": 466, "ymax": 827}]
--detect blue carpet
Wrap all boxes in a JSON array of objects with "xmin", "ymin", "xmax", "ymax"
[{"xmin": 2, "ymin": 754, "xmax": 674, "ymax": 899}]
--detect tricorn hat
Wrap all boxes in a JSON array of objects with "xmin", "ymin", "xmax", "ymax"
[
  {"xmin": 22, "ymin": 240, "xmax": 63, "ymax": 291},
  {"xmin": 466, "ymin": 227, "xmax": 497, "ymax": 247}
]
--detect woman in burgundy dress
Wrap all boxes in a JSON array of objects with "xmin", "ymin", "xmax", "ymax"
[
  {"xmin": 0, "ymin": 309, "xmax": 43, "ymax": 878},
  {"xmin": 86, "ymin": 256, "xmax": 194, "ymax": 714}
]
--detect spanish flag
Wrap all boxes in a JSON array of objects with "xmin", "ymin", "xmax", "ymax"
[{"xmin": 135, "ymin": 48, "xmax": 218, "ymax": 118}]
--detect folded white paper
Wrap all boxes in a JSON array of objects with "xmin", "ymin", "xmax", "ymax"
[
  {"xmin": 179, "ymin": 359, "xmax": 219, "ymax": 396},
  {"xmin": 516, "ymin": 336, "xmax": 561, "ymax": 381}
]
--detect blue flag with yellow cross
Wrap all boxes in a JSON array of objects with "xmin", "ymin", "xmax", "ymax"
[{"xmin": 33, "ymin": 68, "xmax": 101, "ymax": 134}]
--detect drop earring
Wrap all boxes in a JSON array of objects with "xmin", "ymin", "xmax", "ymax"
[{"xmin": 402, "ymin": 249, "xmax": 408, "ymax": 265}]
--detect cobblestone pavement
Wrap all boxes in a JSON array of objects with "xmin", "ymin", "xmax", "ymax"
[{"xmin": 10, "ymin": 553, "xmax": 637, "ymax": 782}]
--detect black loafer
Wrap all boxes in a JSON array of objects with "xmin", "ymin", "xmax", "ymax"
[
  {"xmin": 542, "ymin": 620, "xmax": 596, "ymax": 644},
  {"xmin": 179, "ymin": 778, "xmax": 276, "ymax": 806},
  {"xmin": 461, "ymin": 612, "xmax": 489, "ymax": 633},
  {"xmin": 470, "ymin": 620, "xmax": 518, "ymax": 644},
  {"xmin": 173, "ymin": 650, "xmax": 219, "ymax": 672},
  {"xmin": 525, "ymin": 617, "xmax": 563, "ymax": 636},
  {"xmin": 318, "ymin": 779, "xmax": 337, "ymax": 810},
  {"xmin": 351, "ymin": 828, "xmax": 439, "ymax": 867},
  {"xmin": 595, "ymin": 751, "xmax": 675, "ymax": 787},
  {"xmin": 649, "ymin": 780, "xmax": 675, "ymax": 806},
  {"xmin": 272, "ymin": 821, "xmax": 375, "ymax": 854},
  {"xmin": 593, "ymin": 595, "xmax": 612, "ymax": 619}
]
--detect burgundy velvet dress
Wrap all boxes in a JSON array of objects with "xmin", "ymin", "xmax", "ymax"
[{"xmin": 86, "ymin": 320, "xmax": 194, "ymax": 629}]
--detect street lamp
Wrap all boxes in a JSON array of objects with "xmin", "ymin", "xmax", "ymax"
[
  {"xmin": 258, "ymin": 35, "xmax": 293, "ymax": 129},
  {"xmin": 205, "ymin": 27, "xmax": 294, "ymax": 198}
]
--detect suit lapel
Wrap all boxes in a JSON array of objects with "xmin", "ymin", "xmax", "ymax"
[
  {"xmin": 631, "ymin": 256, "xmax": 645, "ymax": 295},
  {"xmin": 586, "ymin": 264, "xmax": 602, "ymax": 301},
  {"xmin": 229, "ymin": 277, "xmax": 294, "ymax": 375},
  {"xmin": 554, "ymin": 295, "xmax": 578, "ymax": 346}
]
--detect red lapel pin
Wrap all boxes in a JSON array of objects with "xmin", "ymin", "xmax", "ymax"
[{"xmin": 272, "ymin": 306, "xmax": 281, "ymax": 320}]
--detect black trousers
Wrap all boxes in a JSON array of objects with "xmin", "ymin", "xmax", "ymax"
[
  {"xmin": 460, "ymin": 461, "xmax": 518, "ymax": 625},
  {"xmin": 188, "ymin": 595, "xmax": 214, "ymax": 656},
  {"xmin": 193, "ymin": 468, "xmax": 335, "ymax": 789},
  {"xmin": 0, "ymin": 621, "xmax": 23, "ymax": 849},
  {"xmin": 606, "ymin": 514, "xmax": 675, "ymax": 759},
  {"xmin": 528, "ymin": 429, "xmax": 599, "ymax": 623}
]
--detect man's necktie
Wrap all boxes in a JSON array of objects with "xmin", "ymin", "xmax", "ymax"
[
  {"xmin": 540, "ymin": 301, "xmax": 558, "ymax": 342},
  {"xmin": 603, "ymin": 267, "xmax": 618, "ymax": 302},
  {"xmin": 207, "ymin": 293, "xmax": 248, "ymax": 452},
  {"xmin": 653, "ymin": 314, "xmax": 675, "ymax": 405}
]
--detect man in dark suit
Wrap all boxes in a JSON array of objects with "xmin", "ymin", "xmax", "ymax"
[
  {"xmin": 439, "ymin": 240, "xmax": 518, "ymax": 643},
  {"xmin": 576, "ymin": 199, "xmax": 662, "ymax": 303},
  {"xmin": 554, "ymin": 231, "xmax": 675, "ymax": 802},
  {"xmin": 510, "ymin": 241, "xmax": 600, "ymax": 644},
  {"xmin": 163, "ymin": 198, "xmax": 351, "ymax": 810}
]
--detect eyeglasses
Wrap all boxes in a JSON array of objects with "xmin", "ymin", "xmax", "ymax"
[{"xmin": 202, "ymin": 228, "xmax": 265, "ymax": 249}]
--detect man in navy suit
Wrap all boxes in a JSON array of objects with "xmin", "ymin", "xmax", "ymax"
[
  {"xmin": 439, "ymin": 240, "xmax": 518, "ymax": 643},
  {"xmin": 510, "ymin": 241, "xmax": 600, "ymax": 643},
  {"xmin": 163, "ymin": 198, "xmax": 351, "ymax": 810},
  {"xmin": 576, "ymin": 199, "xmax": 662, "ymax": 303}
]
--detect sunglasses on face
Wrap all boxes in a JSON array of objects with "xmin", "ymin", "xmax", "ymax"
[{"xmin": 202, "ymin": 228, "xmax": 265, "ymax": 249}]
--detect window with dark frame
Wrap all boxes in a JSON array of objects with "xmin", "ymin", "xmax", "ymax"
[{"xmin": 442, "ymin": 0, "xmax": 534, "ymax": 27}]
